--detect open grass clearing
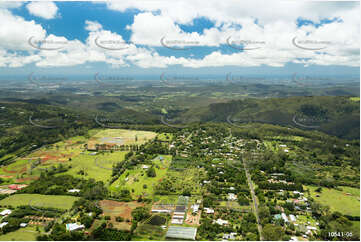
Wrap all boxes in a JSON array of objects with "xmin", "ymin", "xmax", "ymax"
[
  {"xmin": 88, "ymin": 129, "xmax": 157, "ymax": 148},
  {"xmin": 0, "ymin": 226, "xmax": 43, "ymax": 241},
  {"xmin": 306, "ymin": 186, "xmax": 360, "ymax": 216},
  {"xmin": 110, "ymin": 155, "xmax": 172, "ymax": 197},
  {"xmin": 0, "ymin": 194, "xmax": 79, "ymax": 210},
  {"xmin": 62, "ymin": 151, "xmax": 127, "ymax": 183}
]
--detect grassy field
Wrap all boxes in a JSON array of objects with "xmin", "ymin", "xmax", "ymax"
[
  {"xmin": 62, "ymin": 151, "xmax": 128, "ymax": 183},
  {"xmin": 152, "ymin": 195, "xmax": 179, "ymax": 204},
  {"xmin": 156, "ymin": 133, "xmax": 173, "ymax": 142},
  {"xmin": 0, "ymin": 226, "xmax": 42, "ymax": 241},
  {"xmin": 110, "ymin": 155, "xmax": 172, "ymax": 197},
  {"xmin": 88, "ymin": 129, "xmax": 157, "ymax": 147},
  {"xmin": 0, "ymin": 134, "xmax": 89, "ymax": 184},
  {"xmin": 349, "ymin": 97, "xmax": 360, "ymax": 102},
  {"xmin": 0, "ymin": 194, "xmax": 79, "ymax": 210},
  {"xmin": 306, "ymin": 186, "xmax": 360, "ymax": 216},
  {"xmin": 0, "ymin": 129, "xmax": 155, "ymax": 186},
  {"xmin": 219, "ymin": 201, "xmax": 242, "ymax": 209}
]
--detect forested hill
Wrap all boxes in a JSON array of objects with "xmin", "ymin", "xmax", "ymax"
[{"xmin": 198, "ymin": 96, "xmax": 360, "ymax": 140}]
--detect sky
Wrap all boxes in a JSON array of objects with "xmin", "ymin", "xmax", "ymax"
[{"xmin": 0, "ymin": 0, "xmax": 359, "ymax": 78}]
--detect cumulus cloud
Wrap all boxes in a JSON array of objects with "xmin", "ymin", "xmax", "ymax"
[
  {"xmin": 85, "ymin": 20, "xmax": 102, "ymax": 32},
  {"xmin": 0, "ymin": 8, "xmax": 47, "ymax": 51},
  {"xmin": 0, "ymin": 2, "xmax": 23, "ymax": 9},
  {"xmin": 26, "ymin": 1, "xmax": 58, "ymax": 19},
  {"xmin": 0, "ymin": 0, "xmax": 358, "ymax": 68},
  {"xmin": 121, "ymin": 0, "xmax": 359, "ymax": 68}
]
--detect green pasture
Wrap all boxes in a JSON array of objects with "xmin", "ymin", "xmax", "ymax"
[
  {"xmin": 110, "ymin": 155, "xmax": 172, "ymax": 197},
  {"xmin": 306, "ymin": 186, "xmax": 360, "ymax": 216},
  {"xmin": 0, "ymin": 194, "xmax": 79, "ymax": 210}
]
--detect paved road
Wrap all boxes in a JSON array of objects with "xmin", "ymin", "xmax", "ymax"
[{"xmin": 243, "ymin": 160, "xmax": 264, "ymax": 241}]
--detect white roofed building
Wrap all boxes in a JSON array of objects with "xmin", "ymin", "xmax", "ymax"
[
  {"xmin": 0, "ymin": 209, "xmax": 11, "ymax": 216},
  {"xmin": 66, "ymin": 223, "xmax": 85, "ymax": 231}
]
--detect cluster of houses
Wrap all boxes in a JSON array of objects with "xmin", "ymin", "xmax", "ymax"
[
  {"xmin": 0, "ymin": 207, "xmax": 86, "ymax": 233},
  {"xmin": 0, "ymin": 209, "xmax": 28, "ymax": 229},
  {"xmin": 273, "ymin": 189, "xmax": 319, "ymax": 240},
  {"xmin": 274, "ymin": 212, "xmax": 319, "ymax": 238},
  {"xmin": 173, "ymin": 129, "xmax": 249, "ymax": 162}
]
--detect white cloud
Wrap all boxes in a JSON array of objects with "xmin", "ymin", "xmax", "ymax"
[
  {"xmin": 26, "ymin": 1, "xmax": 58, "ymax": 19},
  {"xmin": 0, "ymin": 2, "xmax": 23, "ymax": 9},
  {"xmin": 0, "ymin": 1, "xmax": 358, "ymax": 69},
  {"xmin": 0, "ymin": 8, "xmax": 47, "ymax": 51},
  {"xmin": 85, "ymin": 20, "xmax": 102, "ymax": 32},
  {"xmin": 122, "ymin": 1, "xmax": 359, "ymax": 68},
  {"xmin": 105, "ymin": 0, "xmax": 359, "ymax": 26}
]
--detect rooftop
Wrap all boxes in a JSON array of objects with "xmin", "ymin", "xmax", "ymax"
[{"xmin": 166, "ymin": 226, "xmax": 197, "ymax": 240}]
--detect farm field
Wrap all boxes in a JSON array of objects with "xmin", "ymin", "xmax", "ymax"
[
  {"xmin": 306, "ymin": 186, "xmax": 360, "ymax": 216},
  {"xmin": 0, "ymin": 226, "xmax": 42, "ymax": 241},
  {"xmin": 98, "ymin": 200, "xmax": 144, "ymax": 230},
  {"xmin": 62, "ymin": 151, "xmax": 128, "ymax": 183},
  {"xmin": 87, "ymin": 129, "xmax": 157, "ymax": 149},
  {"xmin": 0, "ymin": 134, "xmax": 89, "ymax": 184},
  {"xmin": 0, "ymin": 128, "xmax": 156, "ymax": 186},
  {"xmin": 0, "ymin": 194, "xmax": 79, "ymax": 210},
  {"xmin": 110, "ymin": 155, "xmax": 172, "ymax": 197},
  {"xmin": 0, "ymin": 159, "xmax": 39, "ymax": 184}
]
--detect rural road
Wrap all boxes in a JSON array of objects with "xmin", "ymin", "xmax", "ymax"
[
  {"xmin": 227, "ymin": 131, "xmax": 263, "ymax": 239},
  {"xmin": 243, "ymin": 160, "xmax": 264, "ymax": 240},
  {"xmin": 227, "ymin": 157, "xmax": 263, "ymax": 240}
]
